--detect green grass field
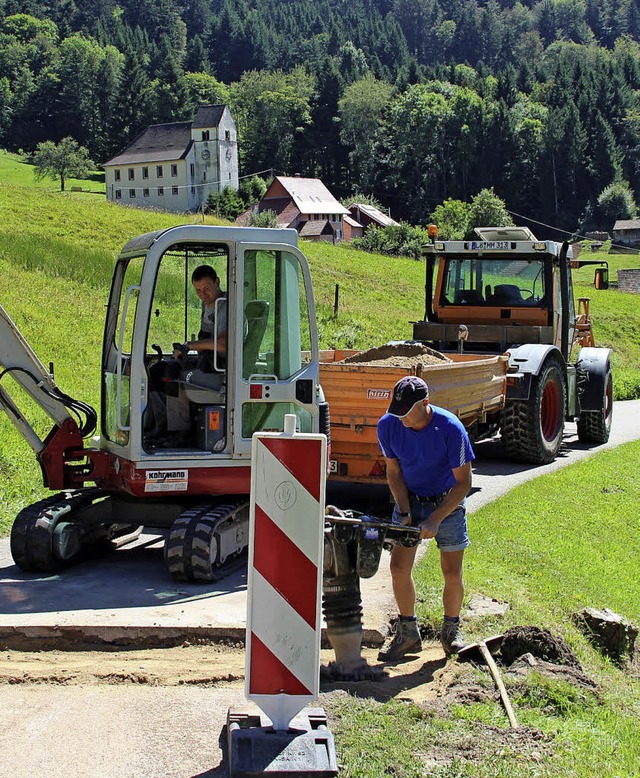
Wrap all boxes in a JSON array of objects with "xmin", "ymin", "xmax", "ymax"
[{"xmin": 1, "ymin": 150, "xmax": 640, "ymax": 776}]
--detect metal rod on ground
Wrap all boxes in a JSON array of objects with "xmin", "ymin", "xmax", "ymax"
[{"xmin": 333, "ymin": 284, "xmax": 339, "ymax": 318}]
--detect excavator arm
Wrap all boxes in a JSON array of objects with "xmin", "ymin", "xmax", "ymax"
[{"xmin": 0, "ymin": 303, "xmax": 103, "ymax": 487}]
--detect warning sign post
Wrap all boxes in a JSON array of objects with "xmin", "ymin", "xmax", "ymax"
[{"xmin": 227, "ymin": 414, "xmax": 337, "ymax": 776}]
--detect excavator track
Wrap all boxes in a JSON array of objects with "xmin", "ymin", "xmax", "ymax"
[
  {"xmin": 163, "ymin": 499, "xmax": 250, "ymax": 582},
  {"xmin": 10, "ymin": 488, "xmax": 107, "ymax": 573}
]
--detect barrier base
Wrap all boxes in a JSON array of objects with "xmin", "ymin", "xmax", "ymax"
[{"xmin": 227, "ymin": 706, "xmax": 338, "ymax": 777}]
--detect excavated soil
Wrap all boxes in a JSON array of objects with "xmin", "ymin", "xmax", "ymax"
[
  {"xmin": 500, "ymin": 625, "xmax": 582, "ymax": 668},
  {"xmin": 341, "ymin": 342, "xmax": 451, "ymax": 368}
]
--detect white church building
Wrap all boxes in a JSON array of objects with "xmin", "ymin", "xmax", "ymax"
[{"xmin": 103, "ymin": 105, "xmax": 238, "ymax": 213}]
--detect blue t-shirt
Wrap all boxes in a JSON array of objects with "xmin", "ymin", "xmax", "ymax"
[{"xmin": 377, "ymin": 405, "xmax": 475, "ymax": 496}]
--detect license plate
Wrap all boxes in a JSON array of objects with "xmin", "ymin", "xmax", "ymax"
[{"xmin": 470, "ymin": 240, "xmax": 510, "ymax": 250}]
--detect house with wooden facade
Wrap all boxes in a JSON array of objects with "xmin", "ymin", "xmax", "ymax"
[
  {"xmin": 245, "ymin": 176, "xmax": 353, "ymax": 242},
  {"xmin": 613, "ymin": 219, "xmax": 640, "ymax": 247},
  {"xmin": 103, "ymin": 105, "xmax": 238, "ymax": 213}
]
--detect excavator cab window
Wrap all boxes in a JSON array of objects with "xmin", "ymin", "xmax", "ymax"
[
  {"xmin": 239, "ymin": 248, "xmax": 314, "ymax": 438},
  {"xmin": 103, "ymin": 255, "xmax": 144, "ymax": 446},
  {"xmin": 145, "ymin": 245, "xmax": 229, "ymax": 358}
]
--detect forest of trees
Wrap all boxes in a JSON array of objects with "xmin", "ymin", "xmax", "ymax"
[{"xmin": 2, "ymin": 0, "xmax": 640, "ymax": 235}]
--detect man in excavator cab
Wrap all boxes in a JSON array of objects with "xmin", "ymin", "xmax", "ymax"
[{"xmin": 146, "ymin": 264, "xmax": 227, "ymax": 449}]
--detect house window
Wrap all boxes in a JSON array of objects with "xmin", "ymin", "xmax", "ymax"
[
  {"xmin": 202, "ymin": 130, "xmax": 210, "ymax": 141},
  {"xmin": 128, "ymin": 168, "xmax": 134, "ymax": 181},
  {"xmin": 191, "ymin": 186, "xmax": 196, "ymax": 194},
  {"xmin": 158, "ymin": 187, "xmax": 164, "ymax": 196},
  {"xmin": 114, "ymin": 169, "xmax": 121, "ymax": 182},
  {"xmin": 142, "ymin": 167, "xmax": 149, "ymax": 179},
  {"xmin": 190, "ymin": 163, "xmax": 195, "ymax": 177},
  {"xmin": 171, "ymin": 164, "xmax": 178, "ymax": 177},
  {"xmin": 143, "ymin": 188, "xmax": 149, "ymax": 197},
  {"xmin": 225, "ymin": 130, "xmax": 231, "ymax": 141},
  {"xmin": 129, "ymin": 188, "xmax": 136, "ymax": 198},
  {"xmin": 115, "ymin": 189, "xmax": 121, "ymax": 200},
  {"xmin": 172, "ymin": 186, "xmax": 179, "ymax": 196},
  {"xmin": 157, "ymin": 165, "xmax": 163, "ymax": 178}
]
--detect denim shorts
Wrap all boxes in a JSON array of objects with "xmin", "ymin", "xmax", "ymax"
[{"xmin": 392, "ymin": 500, "xmax": 470, "ymax": 552}]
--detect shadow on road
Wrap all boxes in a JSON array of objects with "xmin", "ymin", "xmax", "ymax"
[{"xmin": 0, "ymin": 538, "xmax": 248, "ymax": 616}]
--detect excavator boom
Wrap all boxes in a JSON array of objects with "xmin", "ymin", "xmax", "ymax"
[{"xmin": 0, "ymin": 303, "xmax": 96, "ymax": 457}]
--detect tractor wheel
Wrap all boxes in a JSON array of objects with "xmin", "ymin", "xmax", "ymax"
[
  {"xmin": 577, "ymin": 368, "xmax": 613, "ymax": 444},
  {"xmin": 164, "ymin": 506, "xmax": 219, "ymax": 581},
  {"xmin": 501, "ymin": 358, "xmax": 566, "ymax": 464}
]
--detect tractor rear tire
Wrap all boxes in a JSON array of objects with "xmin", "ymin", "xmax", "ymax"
[
  {"xmin": 577, "ymin": 368, "xmax": 613, "ymax": 444},
  {"xmin": 501, "ymin": 358, "xmax": 566, "ymax": 464}
]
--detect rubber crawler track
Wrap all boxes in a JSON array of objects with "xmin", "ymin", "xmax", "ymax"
[
  {"xmin": 10, "ymin": 488, "xmax": 105, "ymax": 572},
  {"xmin": 163, "ymin": 500, "xmax": 249, "ymax": 582}
]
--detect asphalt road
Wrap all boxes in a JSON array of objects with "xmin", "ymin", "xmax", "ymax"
[{"xmin": 1, "ymin": 400, "xmax": 638, "ymax": 778}]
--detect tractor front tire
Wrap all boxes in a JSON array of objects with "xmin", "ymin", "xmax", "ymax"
[
  {"xmin": 501, "ymin": 358, "xmax": 566, "ymax": 464},
  {"xmin": 577, "ymin": 368, "xmax": 613, "ymax": 444}
]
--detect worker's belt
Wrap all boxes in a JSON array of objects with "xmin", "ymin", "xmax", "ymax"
[{"xmin": 409, "ymin": 492, "xmax": 447, "ymax": 506}]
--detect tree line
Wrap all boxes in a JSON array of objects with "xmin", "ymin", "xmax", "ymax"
[{"xmin": 2, "ymin": 0, "xmax": 640, "ymax": 234}]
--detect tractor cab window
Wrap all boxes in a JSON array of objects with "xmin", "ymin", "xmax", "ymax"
[{"xmin": 442, "ymin": 258, "xmax": 547, "ymax": 307}]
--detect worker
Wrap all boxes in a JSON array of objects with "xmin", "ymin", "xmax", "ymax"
[
  {"xmin": 173, "ymin": 264, "xmax": 227, "ymax": 371},
  {"xmin": 146, "ymin": 264, "xmax": 227, "ymax": 448},
  {"xmin": 376, "ymin": 375, "xmax": 474, "ymax": 661}
]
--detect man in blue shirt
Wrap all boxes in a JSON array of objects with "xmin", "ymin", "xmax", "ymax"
[{"xmin": 377, "ymin": 376, "xmax": 474, "ymax": 661}]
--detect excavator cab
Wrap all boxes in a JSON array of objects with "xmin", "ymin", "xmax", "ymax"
[{"xmin": 101, "ymin": 225, "xmax": 320, "ymax": 488}]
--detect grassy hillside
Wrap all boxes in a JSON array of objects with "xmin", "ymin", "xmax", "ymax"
[{"xmin": 1, "ymin": 151, "xmax": 640, "ymax": 774}]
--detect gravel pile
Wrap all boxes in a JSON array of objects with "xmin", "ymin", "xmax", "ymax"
[{"xmin": 341, "ymin": 343, "xmax": 451, "ymax": 368}]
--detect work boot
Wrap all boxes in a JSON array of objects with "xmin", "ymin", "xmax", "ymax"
[
  {"xmin": 441, "ymin": 619, "xmax": 466, "ymax": 656},
  {"xmin": 377, "ymin": 619, "xmax": 422, "ymax": 662}
]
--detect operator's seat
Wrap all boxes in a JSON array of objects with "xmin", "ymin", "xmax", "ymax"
[
  {"xmin": 453, "ymin": 289, "xmax": 484, "ymax": 305},
  {"xmin": 243, "ymin": 300, "xmax": 270, "ymax": 377},
  {"xmin": 490, "ymin": 284, "xmax": 525, "ymax": 305}
]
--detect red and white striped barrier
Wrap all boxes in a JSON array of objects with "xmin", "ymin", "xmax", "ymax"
[{"xmin": 246, "ymin": 414, "xmax": 327, "ymax": 731}]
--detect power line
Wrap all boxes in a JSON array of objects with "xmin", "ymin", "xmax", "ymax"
[{"xmin": 507, "ymin": 208, "xmax": 640, "ymax": 255}]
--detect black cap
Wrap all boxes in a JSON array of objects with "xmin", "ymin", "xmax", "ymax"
[{"xmin": 387, "ymin": 376, "xmax": 429, "ymax": 417}]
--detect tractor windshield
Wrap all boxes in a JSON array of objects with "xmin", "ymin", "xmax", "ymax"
[{"xmin": 442, "ymin": 257, "xmax": 547, "ymax": 307}]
